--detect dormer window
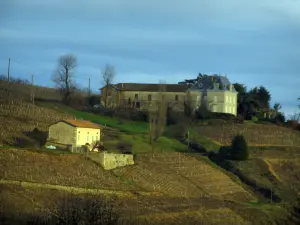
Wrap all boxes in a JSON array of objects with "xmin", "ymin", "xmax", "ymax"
[{"xmin": 199, "ymin": 83, "xmax": 203, "ymax": 88}]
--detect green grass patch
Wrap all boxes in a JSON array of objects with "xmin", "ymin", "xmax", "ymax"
[
  {"xmin": 120, "ymin": 134, "xmax": 189, "ymax": 154},
  {"xmin": 61, "ymin": 105, "xmax": 149, "ymax": 134},
  {"xmin": 0, "ymin": 145, "xmax": 14, "ymax": 149},
  {"xmin": 189, "ymin": 128, "xmax": 221, "ymax": 152}
]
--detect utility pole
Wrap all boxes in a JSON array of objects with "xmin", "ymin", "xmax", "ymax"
[
  {"xmin": 7, "ymin": 58, "xmax": 10, "ymax": 82},
  {"xmin": 31, "ymin": 74, "xmax": 35, "ymax": 106},
  {"xmin": 270, "ymin": 187, "xmax": 273, "ymax": 203},
  {"xmin": 88, "ymin": 78, "xmax": 91, "ymax": 96}
]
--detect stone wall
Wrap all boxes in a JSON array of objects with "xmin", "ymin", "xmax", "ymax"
[{"xmin": 99, "ymin": 152, "xmax": 134, "ymax": 170}]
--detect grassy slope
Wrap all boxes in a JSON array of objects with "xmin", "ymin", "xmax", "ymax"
[
  {"xmin": 2, "ymin": 98, "xmax": 299, "ymax": 223},
  {"xmin": 38, "ymin": 102, "xmax": 189, "ymax": 153}
]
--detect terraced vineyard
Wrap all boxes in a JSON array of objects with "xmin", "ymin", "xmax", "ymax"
[
  {"xmin": 0, "ymin": 88, "xmax": 72, "ymax": 145},
  {"xmin": 113, "ymin": 152, "xmax": 255, "ymax": 201},
  {"xmin": 265, "ymin": 158, "xmax": 300, "ymax": 192},
  {"xmin": 0, "ymin": 148, "xmax": 138, "ymax": 191},
  {"xmin": 3, "ymin": 183, "xmax": 282, "ymax": 225},
  {"xmin": 194, "ymin": 123, "xmax": 300, "ymax": 146}
]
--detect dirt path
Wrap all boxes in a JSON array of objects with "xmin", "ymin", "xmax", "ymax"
[{"xmin": 0, "ymin": 179, "xmax": 162, "ymax": 198}]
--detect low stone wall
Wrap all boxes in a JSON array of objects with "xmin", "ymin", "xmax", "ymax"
[{"xmin": 98, "ymin": 152, "xmax": 134, "ymax": 170}]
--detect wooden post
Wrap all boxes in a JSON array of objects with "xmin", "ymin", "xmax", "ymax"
[
  {"xmin": 187, "ymin": 130, "xmax": 190, "ymax": 150},
  {"xmin": 7, "ymin": 58, "xmax": 10, "ymax": 82},
  {"xmin": 31, "ymin": 74, "xmax": 35, "ymax": 106}
]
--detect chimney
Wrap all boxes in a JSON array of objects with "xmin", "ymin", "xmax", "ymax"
[
  {"xmin": 210, "ymin": 76, "xmax": 214, "ymax": 82},
  {"xmin": 229, "ymin": 84, "xmax": 233, "ymax": 91}
]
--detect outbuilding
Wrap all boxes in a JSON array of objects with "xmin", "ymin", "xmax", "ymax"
[{"xmin": 47, "ymin": 119, "xmax": 101, "ymax": 152}]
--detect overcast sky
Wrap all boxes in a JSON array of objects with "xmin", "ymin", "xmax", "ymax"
[{"xmin": 0, "ymin": 0, "xmax": 299, "ymax": 116}]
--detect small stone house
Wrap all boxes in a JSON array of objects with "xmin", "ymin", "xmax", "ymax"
[{"xmin": 48, "ymin": 119, "xmax": 101, "ymax": 152}]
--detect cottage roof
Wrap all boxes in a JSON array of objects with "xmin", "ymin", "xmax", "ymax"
[
  {"xmin": 61, "ymin": 119, "xmax": 101, "ymax": 129},
  {"xmin": 101, "ymin": 83, "xmax": 188, "ymax": 93}
]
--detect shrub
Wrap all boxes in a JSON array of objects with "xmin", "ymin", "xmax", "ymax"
[
  {"xmin": 195, "ymin": 106, "xmax": 211, "ymax": 120},
  {"xmin": 87, "ymin": 94, "xmax": 100, "ymax": 106},
  {"xmin": 113, "ymin": 109, "xmax": 148, "ymax": 122},
  {"xmin": 54, "ymin": 195, "xmax": 120, "ymax": 225},
  {"xmin": 218, "ymin": 146, "xmax": 231, "ymax": 159},
  {"xmin": 184, "ymin": 101, "xmax": 193, "ymax": 118},
  {"xmin": 251, "ymin": 116, "xmax": 259, "ymax": 122},
  {"xmin": 12, "ymin": 194, "xmax": 121, "ymax": 225},
  {"xmin": 230, "ymin": 135, "xmax": 248, "ymax": 161},
  {"xmin": 210, "ymin": 112, "xmax": 236, "ymax": 120},
  {"xmin": 166, "ymin": 107, "xmax": 185, "ymax": 125},
  {"xmin": 164, "ymin": 122, "xmax": 188, "ymax": 139},
  {"xmin": 286, "ymin": 120, "xmax": 300, "ymax": 131},
  {"xmin": 272, "ymin": 112, "xmax": 285, "ymax": 125},
  {"xmin": 116, "ymin": 141, "xmax": 133, "ymax": 154}
]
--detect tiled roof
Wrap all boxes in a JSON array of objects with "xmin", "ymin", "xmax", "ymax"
[
  {"xmin": 62, "ymin": 119, "xmax": 101, "ymax": 129},
  {"xmin": 109, "ymin": 83, "xmax": 189, "ymax": 93},
  {"xmin": 189, "ymin": 75, "xmax": 236, "ymax": 92}
]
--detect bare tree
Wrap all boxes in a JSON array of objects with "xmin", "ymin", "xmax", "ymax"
[
  {"xmin": 148, "ymin": 81, "xmax": 167, "ymax": 146},
  {"xmin": 290, "ymin": 113, "xmax": 300, "ymax": 122},
  {"xmin": 102, "ymin": 64, "xmax": 115, "ymax": 108},
  {"xmin": 52, "ymin": 54, "xmax": 77, "ymax": 102}
]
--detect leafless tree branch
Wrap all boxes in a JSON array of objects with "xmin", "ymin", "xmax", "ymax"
[
  {"xmin": 101, "ymin": 64, "xmax": 115, "ymax": 108},
  {"xmin": 52, "ymin": 54, "xmax": 77, "ymax": 102}
]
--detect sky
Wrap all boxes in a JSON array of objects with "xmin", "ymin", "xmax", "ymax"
[{"xmin": 0, "ymin": 0, "xmax": 299, "ymax": 116}]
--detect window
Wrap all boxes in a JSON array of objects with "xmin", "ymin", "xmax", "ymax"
[
  {"xmin": 148, "ymin": 94, "xmax": 152, "ymax": 101},
  {"xmin": 233, "ymin": 96, "xmax": 235, "ymax": 103},
  {"xmin": 136, "ymin": 102, "xmax": 140, "ymax": 108},
  {"xmin": 226, "ymin": 96, "xmax": 228, "ymax": 103},
  {"xmin": 229, "ymin": 96, "xmax": 232, "ymax": 103},
  {"xmin": 92, "ymin": 136, "xmax": 94, "ymax": 142},
  {"xmin": 212, "ymin": 105, "xmax": 217, "ymax": 112},
  {"xmin": 135, "ymin": 94, "xmax": 138, "ymax": 100},
  {"xmin": 175, "ymin": 95, "xmax": 179, "ymax": 101},
  {"xmin": 214, "ymin": 96, "xmax": 217, "ymax": 102},
  {"xmin": 87, "ymin": 136, "xmax": 89, "ymax": 142},
  {"xmin": 225, "ymin": 106, "xmax": 228, "ymax": 113}
]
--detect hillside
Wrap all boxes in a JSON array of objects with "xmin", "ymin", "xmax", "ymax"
[
  {"xmin": 113, "ymin": 152, "xmax": 254, "ymax": 201},
  {"xmin": 193, "ymin": 122, "xmax": 300, "ymax": 146},
  {"xmin": 0, "ymin": 79, "xmax": 62, "ymax": 102},
  {"xmin": 228, "ymin": 147, "xmax": 300, "ymax": 202},
  {"xmin": 1, "ymin": 84, "xmax": 300, "ymax": 224},
  {"xmin": 0, "ymin": 148, "xmax": 292, "ymax": 225},
  {"xmin": 0, "ymin": 86, "xmax": 73, "ymax": 146}
]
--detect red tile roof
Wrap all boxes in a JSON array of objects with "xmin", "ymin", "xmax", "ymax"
[{"xmin": 62, "ymin": 119, "xmax": 101, "ymax": 129}]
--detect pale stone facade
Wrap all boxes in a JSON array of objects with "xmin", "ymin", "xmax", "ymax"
[
  {"xmin": 100, "ymin": 74, "xmax": 238, "ymax": 115},
  {"xmin": 99, "ymin": 151, "xmax": 134, "ymax": 170}
]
